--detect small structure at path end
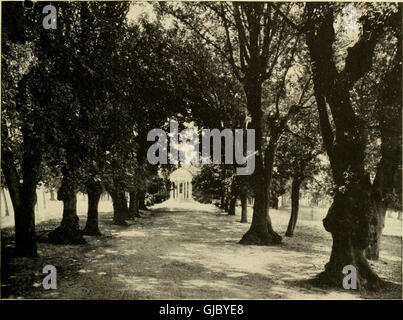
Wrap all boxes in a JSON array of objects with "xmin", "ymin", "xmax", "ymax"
[{"xmin": 169, "ymin": 167, "xmax": 193, "ymax": 201}]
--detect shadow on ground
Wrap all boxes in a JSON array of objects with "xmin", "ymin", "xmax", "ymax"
[{"xmin": 1, "ymin": 207, "xmax": 401, "ymax": 299}]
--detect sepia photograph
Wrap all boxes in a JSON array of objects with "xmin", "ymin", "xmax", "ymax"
[{"xmin": 1, "ymin": 0, "xmax": 402, "ymax": 303}]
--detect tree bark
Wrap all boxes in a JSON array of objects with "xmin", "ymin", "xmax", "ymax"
[
  {"xmin": 228, "ymin": 197, "xmax": 236, "ymax": 216},
  {"xmin": 137, "ymin": 192, "xmax": 147, "ymax": 210},
  {"xmin": 365, "ymin": 34, "xmax": 402, "ymax": 260},
  {"xmin": 2, "ymin": 135, "xmax": 39, "ymax": 257},
  {"xmin": 110, "ymin": 190, "xmax": 129, "ymax": 225},
  {"xmin": 82, "ymin": 181, "xmax": 102, "ymax": 236},
  {"xmin": 318, "ymin": 185, "xmax": 384, "ymax": 289},
  {"xmin": 128, "ymin": 191, "xmax": 140, "ymax": 218},
  {"xmin": 13, "ymin": 194, "xmax": 38, "ymax": 256},
  {"xmin": 240, "ymin": 192, "xmax": 248, "ymax": 223},
  {"xmin": 285, "ymin": 178, "xmax": 302, "ymax": 237},
  {"xmin": 365, "ymin": 200, "xmax": 386, "ymax": 260},
  {"xmin": 303, "ymin": 3, "xmax": 401, "ymax": 288},
  {"xmin": 239, "ymin": 74, "xmax": 281, "ymax": 245},
  {"xmin": 48, "ymin": 174, "xmax": 86, "ymax": 244}
]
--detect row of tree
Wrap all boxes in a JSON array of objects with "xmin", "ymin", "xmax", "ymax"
[
  {"xmin": 156, "ymin": 2, "xmax": 402, "ymax": 289},
  {"xmin": 2, "ymin": 2, "xmax": 199, "ymax": 254},
  {"xmin": 2, "ymin": 2, "xmax": 401, "ymax": 290}
]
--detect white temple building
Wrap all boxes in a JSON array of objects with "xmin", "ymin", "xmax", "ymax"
[{"xmin": 169, "ymin": 167, "xmax": 193, "ymax": 200}]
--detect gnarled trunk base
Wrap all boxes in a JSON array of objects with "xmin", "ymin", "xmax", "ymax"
[
  {"xmin": 240, "ymin": 193, "xmax": 282, "ymax": 245},
  {"xmin": 82, "ymin": 222, "xmax": 102, "ymax": 236},
  {"xmin": 240, "ymin": 216, "xmax": 282, "ymax": 245},
  {"xmin": 110, "ymin": 191, "xmax": 129, "ymax": 226},
  {"xmin": 49, "ymin": 185, "xmax": 86, "ymax": 244},
  {"xmin": 318, "ymin": 190, "xmax": 385, "ymax": 290},
  {"xmin": 48, "ymin": 216, "xmax": 86, "ymax": 244},
  {"xmin": 316, "ymin": 235, "xmax": 385, "ymax": 291},
  {"xmin": 239, "ymin": 225, "xmax": 282, "ymax": 245}
]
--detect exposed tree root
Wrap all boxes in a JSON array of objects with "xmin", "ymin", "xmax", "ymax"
[
  {"xmin": 48, "ymin": 217, "xmax": 86, "ymax": 245},
  {"xmin": 239, "ymin": 227, "xmax": 282, "ymax": 245},
  {"xmin": 82, "ymin": 222, "xmax": 102, "ymax": 236}
]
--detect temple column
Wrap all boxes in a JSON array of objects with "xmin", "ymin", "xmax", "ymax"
[
  {"xmin": 170, "ymin": 182, "xmax": 173, "ymax": 199},
  {"xmin": 189, "ymin": 182, "xmax": 192, "ymax": 199},
  {"xmin": 181, "ymin": 181, "xmax": 184, "ymax": 199}
]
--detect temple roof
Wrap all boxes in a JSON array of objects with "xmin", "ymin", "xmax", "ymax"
[{"xmin": 169, "ymin": 167, "xmax": 193, "ymax": 181}]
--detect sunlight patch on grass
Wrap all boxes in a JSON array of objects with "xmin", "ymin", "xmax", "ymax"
[
  {"xmin": 151, "ymin": 199, "xmax": 220, "ymax": 213},
  {"xmin": 78, "ymin": 269, "xmax": 93, "ymax": 273},
  {"xmin": 104, "ymin": 249, "xmax": 119, "ymax": 254},
  {"xmin": 379, "ymin": 253, "xmax": 401, "ymax": 263},
  {"xmin": 157, "ymin": 231, "xmax": 177, "ymax": 237},
  {"xmin": 115, "ymin": 230, "xmax": 148, "ymax": 238},
  {"xmin": 115, "ymin": 275, "xmax": 162, "ymax": 291},
  {"xmin": 226, "ymin": 272, "xmax": 248, "ymax": 278},
  {"xmin": 182, "ymin": 279, "xmax": 232, "ymax": 290}
]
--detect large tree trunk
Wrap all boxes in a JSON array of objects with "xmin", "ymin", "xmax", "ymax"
[
  {"xmin": 303, "ymin": 3, "xmax": 402, "ymax": 289},
  {"xmin": 310, "ymin": 96, "xmax": 384, "ymax": 288},
  {"xmin": 285, "ymin": 178, "xmax": 302, "ymax": 237},
  {"xmin": 110, "ymin": 190, "xmax": 129, "ymax": 225},
  {"xmin": 48, "ymin": 175, "xmax": 86, "ymax": 244},
  {"xmin": 239, "ymin": 77, "xmax": 281, "ymax": 245},
  {"xmin": 318, "ymin": 183, "xmax": 384, "ymax": 289},
  {"xmin": 13, "ymin": 188, "xmax": 38, "ymax": 257},
  {"xmin": 82, "ymin": 181, "xmax": 103, "ymax": 236},
  {"xmin": 240, "ymin": 153, "xmax": 282, "ymax": 245},
  {"xmin": 240, "ymin": 191, "xmax": 281, "ymax": 245},
  {"xmin": 14, "ymin": 180, "xmax": 38, "ymax": 257},
  {"xmin": 2, "ymin": 138, "xmax": 39, "ymax": 257}
]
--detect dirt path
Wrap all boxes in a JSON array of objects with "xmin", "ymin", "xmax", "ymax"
[{"xmin": 2, "ymin": 207, "xmax": 401, "ymax": 299}]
